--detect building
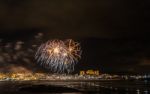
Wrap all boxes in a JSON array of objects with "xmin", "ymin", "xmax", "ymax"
[{"xmin": 80, "ymin": 70, "xmax": 100, "ymax": 76}]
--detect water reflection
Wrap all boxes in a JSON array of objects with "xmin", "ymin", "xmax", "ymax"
[
  {"xmin": 136, "ymin": 89, "xmax": 140, "ymax": 94},
  {"xmin": 144, "ymin": 90, "xmax": 148, "ymax": 94},
  {"xmin": 0, "ymin": 80, "xmax": 150, "ymax": 94},
  {"xmin": 69, "ymin": 81, "xmax": 150, "ymax": 94}
]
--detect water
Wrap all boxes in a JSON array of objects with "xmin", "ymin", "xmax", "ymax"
[{"xmin": 0, "ymin": 80, "xmax": 150, "ymax": 94}]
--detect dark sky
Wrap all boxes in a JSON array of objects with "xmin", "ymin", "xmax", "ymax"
[{"xmin": 0, "ymin": 0, "xmax": 150, "ymax": 74}]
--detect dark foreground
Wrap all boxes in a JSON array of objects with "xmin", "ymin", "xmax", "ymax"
[{"xmin": 0, "ymin": 80, "xmax": 150, "ymax": 94}]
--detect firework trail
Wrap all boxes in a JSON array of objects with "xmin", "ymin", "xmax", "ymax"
[{"xmin": 35, "ymin": 39, "xmax": 81, "ymax": 73}]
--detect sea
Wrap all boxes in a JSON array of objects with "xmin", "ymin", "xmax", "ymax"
[{"xmin": 0, "ymin": 80, "xmax": 149, "ymax": 94}]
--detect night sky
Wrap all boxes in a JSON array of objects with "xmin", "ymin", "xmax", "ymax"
[{"xmin": 0, "ymin": 0, "xmax": 150, "ymax": 74}]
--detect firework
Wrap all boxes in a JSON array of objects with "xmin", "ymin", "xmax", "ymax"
[{"xmin": 35, "ymin": 39, "xmax": 81, "ymax": 73}]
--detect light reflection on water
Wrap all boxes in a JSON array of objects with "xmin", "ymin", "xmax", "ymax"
[
  {"xmin": 136, "ymin": 89, "xmax": 140, "ymax": 94},
  {"xmin": 64, "ymin": 80, "xmax": 150, "ymax": 94},
  {"xmin": 0, "ymin": 80, "xmax": 150, "ymax": 94}
]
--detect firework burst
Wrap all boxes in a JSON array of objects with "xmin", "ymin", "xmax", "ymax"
[{"xmin": 35, "ymin": 39, "xmax": 81, "ymax": 73}]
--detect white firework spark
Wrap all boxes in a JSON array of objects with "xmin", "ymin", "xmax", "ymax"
[{"xmin": 35, "ymin": 39, "xmax": 81, "ymax": 73}]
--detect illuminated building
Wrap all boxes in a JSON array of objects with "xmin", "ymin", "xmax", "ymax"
[{"xmin": 80, "ymin": 70, "xmax": 100, "ymax": 76}]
